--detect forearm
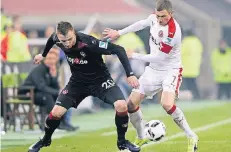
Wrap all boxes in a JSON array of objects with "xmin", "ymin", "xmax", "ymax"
[
  {"xmin": 118, "ymin": 19, "xmax": 149, "ymax": 36},
  {"xmin": 114, "ymin": 47, "xmax": 134, "ymax": 77},
  {"xmin": 132, "ymin": 53, "xmax": 166, "ymax": 63}
]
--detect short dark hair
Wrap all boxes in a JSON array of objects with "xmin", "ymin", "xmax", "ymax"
[
  {"xmin": 56, "ymin": 21, "xmax": 74, "ymax": 35},
  {"xmin": 156, "ymin": 0, "xmax": 172, "ymax": 12}
]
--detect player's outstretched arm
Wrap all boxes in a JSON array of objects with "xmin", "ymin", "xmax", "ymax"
[
  {"xmin": 131, "ymin": 52, "xmax": 168, "ymax": 63},
  {"xmin": 118, "ymin": 18, "xmax": 151, "ymax": 36},
  {"xmin": 126, "ymin": 46, "xmax": 169, "ymax": 63},
  {"xmin": 42, "ymin": 35, "xmax": 55, "ymax": 58},
  {"xmin": 34, "ymin": 35, "xmax": 55, "ymax": 64},
  {"xmin": 128, "ymin": 32, "xmax": 180, "ymax": 63},
  {"xmin": 103, "ymin": 16, "xmax": 151, "ymax": 40}
]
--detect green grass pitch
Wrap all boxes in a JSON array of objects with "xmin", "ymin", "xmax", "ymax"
[{"xmin": 1, "ymin": 101, "xmax": 231, "ymax": 152}]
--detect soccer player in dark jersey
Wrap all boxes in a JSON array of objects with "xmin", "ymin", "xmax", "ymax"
[{"xmin": 28, "ymin": 21, "xmax": 140, "ymax": 152}]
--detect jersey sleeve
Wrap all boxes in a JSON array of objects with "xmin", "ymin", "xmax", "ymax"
[
  {"xmin": 42, "ymin": 33, "xmax": 56, "ymax": 57},
  {"xmin": 118, "ymin": 14, "xmax": 154, "ymax": 36},
  {"xmin": 131, "ymin": 21, "xmax": 182, "ymax": 63},
  {"xmin": 88, "ymin": 36, "xmax": 134, "ymax": 77},
  {"xmin": 159, "ymin": 20, "xmax": 181, "ymax": 54},
  {"xmin": 132, "ymin": 51, "xmax": 168, "ymax": 63}
]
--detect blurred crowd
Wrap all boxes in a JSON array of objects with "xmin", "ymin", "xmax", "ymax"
[{"xmin": 1, "ymin": 8, "xmax": 231, "ymax": 133}]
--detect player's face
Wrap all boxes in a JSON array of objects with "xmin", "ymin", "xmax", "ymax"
[
  {"xmin": 156, "ymin": 10, "xmax": 172, "ymax": 26},
  {"xmin": 57, "ymin": 30, "xmax": 76, "ymax": 49}
]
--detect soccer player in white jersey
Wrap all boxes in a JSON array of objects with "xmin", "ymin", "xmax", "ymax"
[{"xmin": 103, "ymin": 0, "xmax": 198, "ymax": 151}]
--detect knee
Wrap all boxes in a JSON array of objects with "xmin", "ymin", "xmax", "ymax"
[
  {"xmin": 127, "ymin": 100, "xmax": 138, "ymax": 112},
  {"xmin": 114, "ymin": 100, "xmax": 127, "ymax": 112},
  {"xmin": 161, "ymin": 102, "xmax": 174, "ymax": 113},
  {"xmin": 127, "ymin": 93, "xmax": 144, "ymax": 112},
  {"xmin": 50, "ymin": 108, "xmax": 64, "ymax": 120}
]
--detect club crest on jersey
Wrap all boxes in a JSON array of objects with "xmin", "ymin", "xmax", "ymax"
[
  {"xmin": 99, "ymin": 41, "xmax": 108, "ymax": 49},
  {"xmin": 92, "ymin": 40, "xmax": 97, "ymax": 44},
  {"xmin": 158, "ymin": 30, "xmax": 164, "ymax": 38},
  {"xmin": 62, "ymin": 89, "xmax": 68, "ymax": 95}
]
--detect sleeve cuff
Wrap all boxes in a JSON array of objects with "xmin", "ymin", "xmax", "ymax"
[{"xmin": 118, "ymin": 30, "xmax": 125, "ymax": 36}]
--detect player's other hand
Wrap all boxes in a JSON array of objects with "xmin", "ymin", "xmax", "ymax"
[
  {"xmin": 33, "ymin": 54, "xmax": 44, "ymax": 64},
  {"xmin": 127, "ymin": 76, "xmax": 139, "ymax": 89},
  {"xmin": 126, "ymin": 50, "xmax": 134, "ymax": 59},
  {"xmin": 102, "ymin": 28, "xmax": 120, "ymax": 41}
]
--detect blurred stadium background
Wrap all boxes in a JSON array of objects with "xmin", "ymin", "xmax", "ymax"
[{"xmin": 1, "ymin": 0, "xmax": 231, "ymax": 152}]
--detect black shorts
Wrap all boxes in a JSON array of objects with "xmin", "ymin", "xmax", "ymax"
[{"xmin": 55, "ymin": 77, "xmax": 125, "ymax": 109}]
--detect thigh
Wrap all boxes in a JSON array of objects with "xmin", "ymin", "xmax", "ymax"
[
  {"xmin": 56, "ymin": 82, "xmax": 89, "ymax": 109},
  {"xmin": 92, "ymin": 77, "xmax": 125, "ymax": 105},
  {"xmin": 162, "ymin": 68, "xmax": 183, "ymax": 98},
  {"xmin": 133, "ymin": 66, "xmax": 162, "ymax": 98}
]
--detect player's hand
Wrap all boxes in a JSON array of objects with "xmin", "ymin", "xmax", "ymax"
[
  {"xmin": 33, "ymin": 54, "xmax": 44, "ymax": 64},
  {"xmin": 126, "ymin": 50, "xmax": 134, "ymax": 59},
  {"xmin": 102, "ymin": 28, "xmax": 120, "ymax": 41},
  {"xmin": 127, "ymin": 76, "xmax": 139, "ymax": 89}
]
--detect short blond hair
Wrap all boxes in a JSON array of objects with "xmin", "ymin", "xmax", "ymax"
[{"xmin": 156, "ymin": 0, "xmax": 173, "ymax": 12}]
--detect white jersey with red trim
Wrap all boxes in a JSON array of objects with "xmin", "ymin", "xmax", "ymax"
[
  {"xmin": 119, "ymin": 14, "xmax": 182, "ymax": 70},
  {"xmin": 148, "ymin": 14, "xmax": 182, "ymax": 70},
  {"xmin": 118, "ymin": 14, "xmax": 183, "ymax": 97}
]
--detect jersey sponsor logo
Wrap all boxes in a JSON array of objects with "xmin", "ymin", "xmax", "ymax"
[
  {"xmin": 102, "ymin": 79, "xmax": 115, "ymax": 90},
  {"xmin": 99, "ymin": 41, "xmax": 108, "ymax": 49},
  {"xmin": 66, "ymin": 56, "xmax": 88, "ymax": 64}
]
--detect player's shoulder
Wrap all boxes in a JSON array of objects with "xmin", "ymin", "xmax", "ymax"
[
  {"xmin": 77, "ymin": 31, "xmax": 97, "ymax": 44},
  {"xmin": 51, "ymin": 32, "xmax": 59, "ymax": 42},
  {"xmin": 167, "ymin": 18, "xmax": 181, "ymax": 38},
  {"xmin": 76, "ymin": 31, "xmax": 91, "ymax": 40},
  {"xmin": 148, "ymin": 13, "xmax": 157, "ymax": 22}
]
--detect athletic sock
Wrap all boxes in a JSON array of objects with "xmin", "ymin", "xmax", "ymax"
[{"xmin": 115, "ymin": 110, "xmax": 129, "ymax": 141}]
